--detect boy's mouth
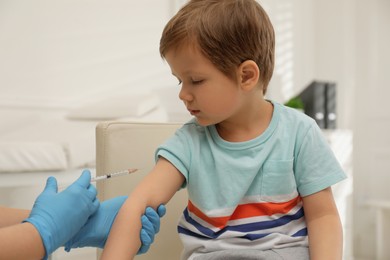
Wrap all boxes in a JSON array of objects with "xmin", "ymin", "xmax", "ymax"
[{"xmin": 188, "ymin": 109, "xmax": 200, "ymax": 115}]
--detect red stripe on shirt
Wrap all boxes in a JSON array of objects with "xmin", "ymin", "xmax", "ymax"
[{"xmin": 187, "ymin": 196, "xmax": 302, "ymax": 229}]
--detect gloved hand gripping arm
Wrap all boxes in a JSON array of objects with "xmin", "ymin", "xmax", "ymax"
[{"xmin": 64, "ymin": 196, "xmax": 166, "ymax": 255}]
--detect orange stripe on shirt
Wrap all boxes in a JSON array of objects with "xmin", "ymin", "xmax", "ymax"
[{"xmin": 187, "ymin": 196, "xmax": 302, "ymax": 229}]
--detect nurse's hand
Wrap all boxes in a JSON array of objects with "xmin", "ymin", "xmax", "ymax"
[
  {"xmin": 24, "ymin": 170, "xmax": 99, "ymax": 259},
  {"xmin": 138, "ymin": 205, "xmax": 166, "ymax": 254},
  {"xmin": 64, "ymin": 197, "xmax": 166, "ymax": 254}
]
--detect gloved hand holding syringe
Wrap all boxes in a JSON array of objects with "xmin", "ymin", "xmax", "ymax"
[{"xmin": 23, "ymin": 168, "xmax": 165, "ymax": 258}]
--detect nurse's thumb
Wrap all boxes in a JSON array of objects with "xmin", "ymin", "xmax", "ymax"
[{"xmin": 43, "ymin": 176, "xmax": 58, "ymax": 194}]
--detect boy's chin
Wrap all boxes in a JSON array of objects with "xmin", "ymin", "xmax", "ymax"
[{"xmin": 195, "ymin": 117, "xmax": 216, "ymax": 127}]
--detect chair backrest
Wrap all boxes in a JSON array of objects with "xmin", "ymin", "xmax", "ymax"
[{"xmin": 96, "ymin": 121, "xmax": 187, "ymax": 259}]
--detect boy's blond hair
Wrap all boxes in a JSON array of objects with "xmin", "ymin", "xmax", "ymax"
[{"xmin": 160, "ymin": 0, "xmax": 275, "ymax": 94}]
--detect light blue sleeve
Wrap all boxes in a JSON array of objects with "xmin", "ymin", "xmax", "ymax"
[
  {"xmin": 294, "ymin": 122, "xmax": 347, "ymax": 196},
  {"xmin": 155, "ymin": 127, "xmax": 191, "ymax": 188}
]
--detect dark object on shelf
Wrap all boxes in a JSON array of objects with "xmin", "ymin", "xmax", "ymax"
[{"xmin": 297, "ymin": 80, "xmax": 337, "ymax": 129}]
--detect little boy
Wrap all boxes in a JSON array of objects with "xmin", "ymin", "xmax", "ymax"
[{"xmin": 102, "ymin": 0, "xmax": 346, "ymax": 259}]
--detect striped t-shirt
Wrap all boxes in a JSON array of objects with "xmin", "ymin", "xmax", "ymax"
[{"xmin": 156, "ymin": 101, "xmax": 347, "ymax": 260}]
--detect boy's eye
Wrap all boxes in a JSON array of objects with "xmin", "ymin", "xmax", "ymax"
[
  {"xmin": 177, "ymin": 79, "xmax": 182, "ymax": 85},
  {"xmin": 192, "ymin": 79, "xmax": 204, "ymax": 85}
]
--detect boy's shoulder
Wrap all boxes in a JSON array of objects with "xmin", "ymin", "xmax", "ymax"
[
  {"xmin": 273, "ymin": 101, "xmax": 316, "ymax": 129},
  {"xmin": 274, "ymin": 101, "xmax": 310, "ymax": 118}
]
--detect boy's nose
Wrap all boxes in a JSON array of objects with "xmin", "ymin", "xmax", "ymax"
[{"xmin": 179, "ymin": 85, "xmax": 193, "ymax": 102}]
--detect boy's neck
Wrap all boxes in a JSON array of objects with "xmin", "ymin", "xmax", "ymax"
[{"xmin": 216, "ymin": 100, "xmax": 274, "ymax": 142}]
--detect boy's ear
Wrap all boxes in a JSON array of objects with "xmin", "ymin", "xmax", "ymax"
[{"xmin": 238, "ymin": 60, "xmax": 259, "ymax": 91}]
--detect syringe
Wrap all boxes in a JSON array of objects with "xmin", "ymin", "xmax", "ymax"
[
  {"xmin": 58, "ymin": 168, "xmax": 138, "ymax": 191},
  {"xmin": 91, "ymin": 168, "xmax": 138, "ymax": 182}
]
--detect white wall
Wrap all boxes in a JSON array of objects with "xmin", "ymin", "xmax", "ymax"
[
  {"xmin": 314, "ymin": 0, "xmax": 356, "ymax": 130},
  {"xmin": 263, "ymin": 0, "xmax": 355, "ymax": 129},
  {"xmin": 0, "ymin": 0, "xmax": 176, "ymax": 109},
  {"xmin": 261, "ymin": 0, "xmax": 317, "ymax": 105},
  {"xmin": 353, "ymin": 0, "xmax": 390, "ymax": 259}
]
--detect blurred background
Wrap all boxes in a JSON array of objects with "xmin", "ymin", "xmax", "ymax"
[{"xmin": 0, "ymin": 0, "xmax": 389, "ymax": 259}]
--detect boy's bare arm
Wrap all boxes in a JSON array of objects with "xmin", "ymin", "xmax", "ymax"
[
  {"xmin": 0, "ymin": 206, "xmax": 30, "ymax": 228},
  {"xmin": 101, "ymin": 157, "xmax": 185, "ymax": 260},
  {"xmin": 303, "ymin": 187, "xmax": 343, "ymax": 260}
]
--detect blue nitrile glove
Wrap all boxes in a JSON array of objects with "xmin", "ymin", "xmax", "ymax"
[
  {"xmin": 24, "ymin": 170, "xmax": 99, "ymax": 259},
  {"xmin": 64, "ymin": 197, "xmax": 166, "ymax": 255},
  {"xmin": 138, "ymin": 205, "xmax": 167, "ymax": 254}
]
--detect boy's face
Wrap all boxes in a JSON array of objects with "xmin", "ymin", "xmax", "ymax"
[{"xmin": 165, "ymin": 44, "xmax": 244, "ymax": 126}]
